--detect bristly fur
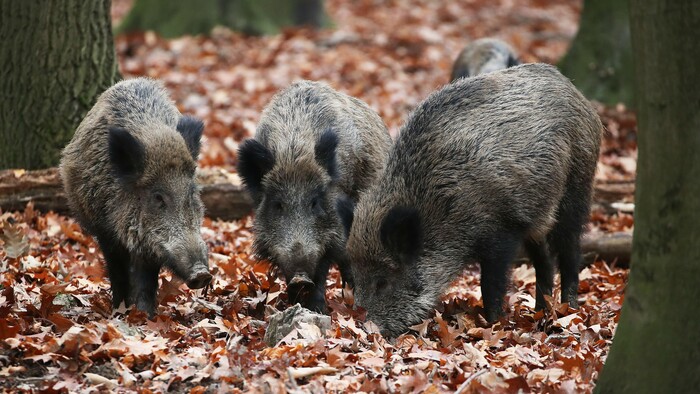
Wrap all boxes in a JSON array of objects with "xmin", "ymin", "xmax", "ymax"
[
  {"xmin": 451, "ymin": 38, "xmax": 521, "ymax": 81},
  {"xmin": 59, "ymin": 78, "xmax": 211, "ymax": 316},
  {"xmin": 108, "ymin": 126, "xmax": 145, "ymax": 182},
  {"xmin": 314, "ymin": 128, "xmax": 340, "ymax": 179},
  {"xmin": 177, "ymin": 115, "xmax": 204, "ymax": 160},
  {"xmin": 237, "ymin": 80, "xmax": 392, "ymax": 312},
  {"xmin": 336, "ymin": 193, "xmax": 355, "ymax": 237},
  {"xmin": 347, "ymin": 64, "xmax": 603, "ymax": 337},
  {"xmin": 237, "ymin": 139, "xmax": 275, "ymax": 204}
]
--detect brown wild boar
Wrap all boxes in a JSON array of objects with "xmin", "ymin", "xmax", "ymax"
[
  {"xmin": 342, "ymin": 64, "xmax": 603, "ymax": 337},
  {"xmin": 451, "ymin": 38, "xmax": 520, "ymax": 81},
  {"xmin": 237, "ymin": 80, "xmax": 392, "ymax": 312},
  {"xmin": 60, "ymin": 78, "xmax": 211, "ymax": 316}
]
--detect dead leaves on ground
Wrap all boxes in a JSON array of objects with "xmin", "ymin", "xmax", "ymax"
[
  {"xmin": 0, "ymin": 0, "xmax": 637, "ymax": 392},
  {"xmin": 114, "ymin": 0, "xmax": 589, "ymax": 170},
  {"xmin": 0, "ymin": 208, "xmax": 626, "ymax": 392}
]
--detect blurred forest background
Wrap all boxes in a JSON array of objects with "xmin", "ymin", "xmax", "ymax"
[
  {"xmin": 108, "ymin": 0, "xmax": 636, "ymax": 177},
  {"xmin": 3, "ymin": 0, "xmax": 696, "ymax": 392}
]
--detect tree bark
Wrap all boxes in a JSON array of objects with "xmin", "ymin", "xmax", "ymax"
[
  {"xmin": 558, "ymin": 0, "xmax": 634, "ymax": 105},
  {"xmin": 595, "ymin": 1, "xmax": 700, "ymax": 392},
  {"xmin": 0, "ymin": 0, "xmax": 119, "ymax": 170},
  {"xmin": 117, "ymin": 0, "xmax": 331, "ymax": 38}
]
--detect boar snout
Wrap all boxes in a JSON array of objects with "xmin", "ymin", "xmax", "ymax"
[
  {"xmin": 186, "ymin": 269, "xmax": 212, "ymax": 289},
  {"xmin": 166, "ymin": 238, "xmax": 211, "ymax": 289},
  {"xmin": 287, "ymin": 272, "xmax": 316, "ymax": 306},
  {"xmin": 183, "ymin": 249, "xmax": 211, "ymax": 289},
  {"xmin": 283, "ymin": 241, "xmax": 318, "ymax": 275},
  {"xmin": 289, "ymin": 272, "xmax": 314, "ymax": 287}
]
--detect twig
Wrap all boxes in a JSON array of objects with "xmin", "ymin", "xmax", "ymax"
[{"xmin": 456, "ymin": 369, "xmax": 488, "ymax": 394}]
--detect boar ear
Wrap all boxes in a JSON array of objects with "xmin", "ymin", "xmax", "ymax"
[
  {"xmin": 336, "ymin": 194, "xmax": 354, "ymax": 237},
  {"xmin": 451, "ymin": 60, "xmax": 470, "ymax": 81},
  {"xmin": 109, "ymin": 127, "xmax": 145, "ymax": 181},
  {"xmin": 237, "ymin": 139, "xmax": 275, "ymax": 203},
  {"xmin": 380, "ymin": 206, "xmax": 422, "ymax": 266},
  {"xmin": 315, "ymin": 128, "xmax": 339, "ymax": 179},
  {"xmin": 507, "ymin": 54, "xmax": 520, "ymax": 68},
  {"xmin": 177, "ymin": 115, "xmax": 204, "ymax": 160}
]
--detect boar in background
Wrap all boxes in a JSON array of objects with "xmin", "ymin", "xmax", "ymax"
[{"xmin": 451, "ymin": 37, "xmax": 520, "ymax": 81}]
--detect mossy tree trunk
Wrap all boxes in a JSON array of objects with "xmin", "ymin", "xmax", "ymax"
[
  {"xmin": 117, "ymin": 0, "xmax": 330, "ymax": 38},
  {"xmin": 595, "ymin": 1, "xmax": 700, "ymax": 392},
  {"xmin": 559, "ymin": 0, "xmax": 633, "ymax": 105},
  {"xmin": 0, "ymin": 0, "xmax": 120, "ymax": 170}
]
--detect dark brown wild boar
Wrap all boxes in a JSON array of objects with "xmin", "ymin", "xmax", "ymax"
[
  {"xmin": 237, "ymin": 80, "xmax": 392, "ymax": 312},
  {"xmin": 60, "ymin": 78, "xmax": 211, "ymax": 317},
  {"xmin": 451, "ymin": 38, "xmax": 520, "ymax": 81},
  {"xmin": 343, "ymin": 64, "xmax": 603, "ymax": 337}
]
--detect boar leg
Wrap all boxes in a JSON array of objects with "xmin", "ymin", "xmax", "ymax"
[
  {"xmin": 95, "ymin": 233, "xmax": 132, "ymax": 309},
  {"xmin": 550, "ymin": 229, "xmax": 582, "ymax": 308},
  {"xmin": 307, "ymin": 281, "xmax": 327, "ymax": 313},
  {"xmin": 479, "ymin": 233, "xmax": 521, "ymax": 323},
  {"xmin": 131, "ymin": 261, "xmax": 160, "ymax": 317},
  {"xmin": 307, "ymin": 258, "xmax": 332, "ymax": 313},
  {"xmin": 524, "ymin": 239, "xmax": 554, "ymax": 310},
  {"xmin": 548, "ymin": 184, "xmax": 588, "ymax": 308},
  {"xmin": 336, "ymin": 255, "xmax": 355, "ymax": 289}
]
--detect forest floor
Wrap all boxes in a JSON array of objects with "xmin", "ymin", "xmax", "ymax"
[{"xmin": 0, "ymin": 0, "xmax": 637, "ymax": 392}]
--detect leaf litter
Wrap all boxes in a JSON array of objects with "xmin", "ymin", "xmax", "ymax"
[{"xmin": 1, "ymin": 0, "xmax": 636, "ymax": 392}]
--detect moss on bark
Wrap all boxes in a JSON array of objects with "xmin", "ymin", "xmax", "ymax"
[
  {"xmin": 595, "ymin": 1, "xmax": 700, "ymax": 392},
  {"xmin": 117, "ymin": 0, "xmax": 331, "ymax": 38},
  {"xmin": 558, "ymin": 0, "xmax": 633, "ymax": 105},
  {"xmin": 0, "ymin": 0, "xmax": 119, "ymax": 170}
]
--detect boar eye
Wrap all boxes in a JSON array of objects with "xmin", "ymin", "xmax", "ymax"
[
  {"xmin": 153, "ymin": 192, "xmax": 166, "ymax": 208},
  {"xmin": 311, "ymin": 196, "xmax": 323, "ymax": 214},
  {"xmin": 375, "ymin": 278, "xmax": 388, "ymax": 293},
  {"xmin": 273, "ymin": 201, "xmax": 284, "ymax": 213}
]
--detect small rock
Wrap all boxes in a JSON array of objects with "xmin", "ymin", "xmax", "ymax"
[{"xmin": 263, "ymin": 304, "xmax": 331, "ymax": 346}]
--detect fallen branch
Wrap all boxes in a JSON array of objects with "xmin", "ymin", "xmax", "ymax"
[
  {"xmin": 514, "ymin": 231, "xmax": 633, "ymax": 268},
  {"xmin": 0, "ymin": 168, "xmax": 636, "ymax": 264},
  {"xmin": 287, "ymin": 366, "xmax": 338, "ymax": 380},
  {"xmin": 1, "ymin": 169, "xmax": 635, "ymax": 220},
  {"xmin": 581, "ymin": 231, "xmax": 632, "ymax": 266},
  {"xmin": 0, "ymin": 167, "xmax": 253, "ymax": 221},
  {"xmin": 593, "ymin": 179, "xmax": 635, "ymax": 203}
]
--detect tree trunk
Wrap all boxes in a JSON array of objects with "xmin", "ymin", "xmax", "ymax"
[
  {"xmin": 0, "ymin": 0, "xmax": 119, "ymax": 170},
  {"xmin": 117, "ymin": 0, "xmax": 331, "ymax": 38},
  {"xmin": 558, "ymin": 0, "xmax": 633, "ymax": 105},
  {"xmin": 595, "ymin": 1, "xmax": 700, "ymax": 393}
]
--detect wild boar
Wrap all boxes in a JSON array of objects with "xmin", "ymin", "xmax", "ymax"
[
  {"xmin": 451, "ymin": 38, "xmax": 520, "ymax": 81},
  {"xmin": 237, "ymin": 80, "xmax": 392, "ymax": 312},
  {"xmin": 343, "ymin": 64, "xmax": 603, "ymax": 336},
  {"xmin": 60, "ymin": 78, "xmax": 212, "ymax": 316}
]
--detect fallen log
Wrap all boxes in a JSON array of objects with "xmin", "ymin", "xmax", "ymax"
[
  {"xmin": 581, "ymin": 231, "xmax": 633, "ymax": 266},
  {"xmin": 1, "ymin": 168, "xmax": 636, "ymax": 219},
  {"xmin": 0, "ymin": 167, "xmax": 253, "ymax": 221},
  {"xmin": 593, "ymin": 179, "xmax": 635, "ymax": 203},
  {"xmin": 1, "ymin": 168, "xmax": 634, "ymax": 265},
  {"xmin": 514, "ymin": 232, "xmax": 633, "ymax": 268}
]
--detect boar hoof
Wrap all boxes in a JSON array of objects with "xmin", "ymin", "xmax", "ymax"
[{"xmin": 186, "ymin": 271, "xmax": 212, "ymax": 289}]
